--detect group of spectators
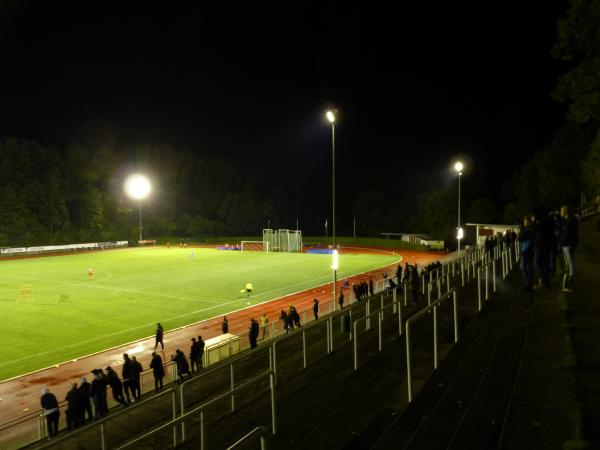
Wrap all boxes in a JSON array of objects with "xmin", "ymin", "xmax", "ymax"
[
  {"xmin": 352, "ymin": 279, "xmax": 373, "ymax": 302},
  {"xmin": 280, "ymin": 305, "xmax": 302, "ymax": 333},
  {"xmin": 40, "ymin": 352, "xmax": 146, "ymax": 440},
  {"xmin": 518, "ymin": 205, "xmax": 579, "ymax": 292},
  {"xmin": 484, "ymin": 230, "xmax": 518, "ymax": 255}
]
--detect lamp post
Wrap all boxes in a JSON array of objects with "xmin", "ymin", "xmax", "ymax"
[
  {"xmin": 326, "ymin": 110, "xmax": 337, "ymax": 309},
  {"xmin": 454, "ymin": 162, "xmax": 464, "ymax": 252},
  {"xmin": 124, "ymin": 174, "xmax": 151, "ymax": 242}
]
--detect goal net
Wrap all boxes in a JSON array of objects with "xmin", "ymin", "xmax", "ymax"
[
  {"xmin": 262, "ymin": 229, "xmax": 302, "ymax": 252},
  {"xmin": 241, "ymin": 241, "xmax": 268, "ymax": 252}
]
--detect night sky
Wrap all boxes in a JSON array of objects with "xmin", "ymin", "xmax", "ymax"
[{"xmin": 0, "ymin": 1, "xmax": 568, "ymax": 229}]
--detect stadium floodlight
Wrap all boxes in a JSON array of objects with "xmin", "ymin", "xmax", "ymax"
[
  {"xmin": 124, "ymin": 174, "xmax": 152, "ymax": 242},
  {"xmin": 325, "ymin": 109, "xmax": 338, "ymax": 311},
  {"xmin": 453, "ymin": 161, "xmax": 464, "ymax": 251},
  {"xmin": 326, "ymin": 110, "xmax": 336, "ymax": 123},
  {"xmin": 457, "ymin": 227, "xmax": 464, "ymax": 240},
  {"xmin": 325, "ymin": 109, "xmax": 338, "ymax": 247}
]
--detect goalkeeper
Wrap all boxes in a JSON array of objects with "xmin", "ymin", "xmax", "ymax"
[{"xmin": 240, "ymin": 282, "xmax": 253, "ymax": 297}]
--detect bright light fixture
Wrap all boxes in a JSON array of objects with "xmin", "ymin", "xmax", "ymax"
[
  {"xmin": 457, "ymin": 227, "xmax": 464, "ymax": 240},
  {"xmin": 331, "ymin": 249, "xmax": 339, "ymax": 270},
  {"xmin": 124, "ymin": 174, "xmax": 151, "ymax": 200},
  {"xmin": 326, "ymin": 110, "xmax": 336, "ymax": 123},
  {"xmin": 454, "ymin": 161, "xmax": 464, "ymax": 173}
]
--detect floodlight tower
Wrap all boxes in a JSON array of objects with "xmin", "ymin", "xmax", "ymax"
[
  {"xmin": 326, "ymin": 110, "xmax": 338, "ymax": 309},
  {"xmin": 124, "ymin": 174, "xmax": 151, "ymax": 242},
  {"xmin": 454, "ymin": 161, "xmax": 464, "ymax": 251}
]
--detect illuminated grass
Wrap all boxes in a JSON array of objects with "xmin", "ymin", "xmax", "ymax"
[{"xmin": 0, "ymin": 247, "xmax": 398, "ymax": 380}]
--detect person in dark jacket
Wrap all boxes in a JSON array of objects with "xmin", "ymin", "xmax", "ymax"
[
  {"xmin": 518, "ymin": 215, "xmax": 535, "ymax": 291},
  {"xmin": 41, "ymin": 388, "xmax": 60, "ymax": 439},
  {"xmin": 122, "ymin": 353, "xmax": 136, "ymax": 403},
  {"xmin": 312, "ymin": 299, "xmax": 319, "ymax": 320},
  {"xmin": 65, "ymin": 382, "xmax": 83, "ymax": 429},
  {"xmin": 78, "ymin": 377, "xmax": 93, "ymax": 423},
  {"xmin": 154, "ymin": 323, "xmax": 164, "ymax": 350},
  {"xmin": 131, "ymin": 356, "xmax": 143, "ymax": 399},
  {"xmin": 150, "ymin": 352, "xmax": 165, "ymax": 392},
  {"xmin": 338, "ymin": 290, "xmax": 344, "ymax": 309},
  {"xmin": 175, "ymin": 349, "xmax": 190, "ymax": 382},
  {"xmin": 190, "ymin": 337, "xmax": 200, "ymax": 374},
  {"xmin": 197, "ymin": 336, "xmax": 205, "ymax": 369},
  {"xmin": 105, "ymin": 366, "xmax": 127, "ymax": 406},
  {"xmin": 249, "ymin": 318, "xmax": 260, "ymax": 348},
  {"xmin": 90, "ymin": 369, "xmax": 108, "ymax": 418},
  {"xmin": 221, "ymin": 316, "xmax": 229, "ymax": 334},
  {"xmin": 560, "ymin": 205, "xmax": 579, "ymax": 292}
]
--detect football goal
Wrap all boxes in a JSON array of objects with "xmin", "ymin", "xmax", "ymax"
[
  {"xmin": 240, "ymin": 241, "xmax": 268, "ymax": 252},
  {"xmin": 262, "ymin": 229, "xmax": 302, "ymax": 252}
]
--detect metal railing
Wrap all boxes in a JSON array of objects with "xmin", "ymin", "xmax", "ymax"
[
  {"xmin": 226, "ymin": 426, "xmax": 273, "ymax": 450},
  {"xmin": 406, "ymin": 289, "xmax": 459, "ymax": 403}
]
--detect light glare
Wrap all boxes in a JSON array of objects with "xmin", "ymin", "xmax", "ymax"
[
  {"xmin": 331, "ymin": 249, "xmax": 339, "ymax": 270},
  {"xmin": 125, "ymin": 174, "xmax": 151, "ymax": 200},
  {"xmin": 326, "ymin": 110, "xmax": 335, "ymax": 123},
  {"xmin": 454, "ymin": 161, "xmax": 464, "ymax": 173},
  {"xmin": 457, "ymin": 227, "xmax": 464, "ymax": 240}
]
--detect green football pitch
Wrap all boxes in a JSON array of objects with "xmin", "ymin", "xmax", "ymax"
[{"xmin": 0, "ymin": 247, "xmax": 399, "ymax": 381}]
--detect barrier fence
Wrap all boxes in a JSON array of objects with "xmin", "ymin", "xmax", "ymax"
[{"xmin": 1, "ymin": 244, "xmax": 520, "ymax": 449}]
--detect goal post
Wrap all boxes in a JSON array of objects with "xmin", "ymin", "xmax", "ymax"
[{"xmin": 240, "ymin": 241, "xmax": 269, "ymax": 252}]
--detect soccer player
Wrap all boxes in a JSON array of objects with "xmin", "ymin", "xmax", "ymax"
[
  {"xmin": 88, "ymin": 267, "xmax": 94, "ymax": 281},
  {"xmin": 190, "ymin": 251, "xmax": 196, "ymax": 260}
]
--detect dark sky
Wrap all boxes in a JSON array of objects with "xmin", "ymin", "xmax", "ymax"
[{"xmin": 0, "ymin": 1, "xmax": 568, "ymax": 224}]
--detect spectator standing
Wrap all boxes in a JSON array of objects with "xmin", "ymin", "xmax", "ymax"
[
  {"xmin": 105, "ymin": 366, "xmax": 127, "ymax": 406},
  {"xmin": 560, "ymin": 205, "xmax": 579, "ymax": 292},
  {"xmin": 197, "ymin": 336, "xmax": 205, "ymax": 369},
  {"xmin": 338, "ymin": 290, "xmax": 344, "ymax": 309},
  {"xmin": 65, "ymin": 382, "xmax": 82, "ymax": 429},
  {"xmin": 90, "ymin": 369, "xmax": 108, "ymax": 418},
  {"xmin": 261, "ymin": 313, "xmax": 269, "ymax": 340},
  {"xmin": 518, "ymin": 215, "xmax": 535, "ymax": 291},
  {"xmin": 150, "ymin": 352, "xmax": 165, "ymax": 392},
  {"xmin": 175, "ymin": 349, "xmax": 190, "ymax": 382},
  {"xmin": 222, "ymin": 316, "xmax": 229, "ymax": 334},
  {"xmin": 78, "ymin": 377, "xmax": 93, "ymax": 423},
  {"xmin": 313, "ymin": 299, "xmax": 319, "ymax": 320},
  {"xmin": 369, "ymin": 278, "xmax": 374, "ymax": 297},
  {"xmin": 131, "ymin": 356, "xmax": 143, "ymax": 399},
  {"xmin": 249, "ymin": 318, "xmax": 260, "ymax": 348},
  {"xmin": 280, "ymin": 309, "xmax": 290, "ymax": 333},
  {"xmin": 154, "ymin": 323, "xmax": 164, "ymax": 350},
  {"xmin": 122, "ymin": 354, "xmax": 136, "ymax": 403},
  {"xmin": 40, "ymin": 388, "xmax": 60, "ymax": 440},
  {"xmin": 190, "ymin": 338, "xmax": 200, "ymax": 374},
  {"xmin": 290, "ymin": 306, "xmax": 301, "ymax": 327}
]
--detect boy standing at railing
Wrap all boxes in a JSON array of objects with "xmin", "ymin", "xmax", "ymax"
[{"xmin": 261, "ymin": 313, "xmax": 269, "ymax": 340}]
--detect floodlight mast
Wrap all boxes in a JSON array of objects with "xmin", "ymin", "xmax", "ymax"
[
  {"xmin": 326, "ymin": 109, "xmax": 338, "ymax": 310},
  {"xmin": 124, "ymin": 174, "xmax": 151, "ymax": 242},
  {"xmin": 454, "ymin": 162, "xmax": 463, "ymax": 251}
]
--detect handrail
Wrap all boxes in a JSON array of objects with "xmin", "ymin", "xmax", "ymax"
[
  {"xmin": 114, "ymin": 370, "xmax": 275, "ymax": 450},
  {"xmin": 226, "ymin": 426, "xmax": 272, "ymax": 450},
  {"xmin": 406, "ymin": 288, "xmax": 458, "ymax": 403},
  {"xmin": 32, "ymin": 387, "xmax": 176, "ymax": 450},
  {"xmin": 353, "ymin": 297, "xmax": 403, "ymax": 370}
]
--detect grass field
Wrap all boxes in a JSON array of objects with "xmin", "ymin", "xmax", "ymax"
[{"xmin": 0, "ymin": 247, "xmax": 399, "ymax": 381}]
